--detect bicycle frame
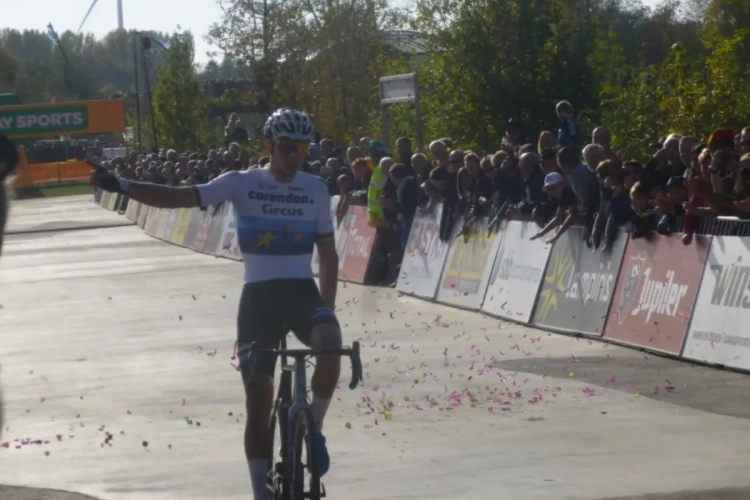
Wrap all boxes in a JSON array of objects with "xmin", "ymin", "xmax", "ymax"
[{"xmin": 239, "ymin": 337, "xmax": 363, "ymax": 499}]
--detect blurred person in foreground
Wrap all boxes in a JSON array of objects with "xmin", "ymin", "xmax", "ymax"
[{"xmin": 0, "ymin": 133, "xmax": 21, "ymax": 438}]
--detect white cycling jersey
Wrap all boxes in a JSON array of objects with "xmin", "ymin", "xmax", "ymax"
[{"xmin": 196, "ymin": 169, "xmax": 334, "ymax": 284}]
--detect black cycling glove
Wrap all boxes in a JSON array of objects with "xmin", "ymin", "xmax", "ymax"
[{"xmin": 90, "ymin": 163, "xmax": 127, "ymax": 194}]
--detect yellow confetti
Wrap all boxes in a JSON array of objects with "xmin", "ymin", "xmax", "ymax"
[
  {"xmin": 568, "ymin": 372, "xmax": 574, "ymax": 377},
  {"xmin": 384, "ymin": 410, "xmax": 392, "ymax": 420}
]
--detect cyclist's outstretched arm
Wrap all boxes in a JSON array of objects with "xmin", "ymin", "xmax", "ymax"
[{"xmin": 90, "ymin": 166, "xmax": 242, "ymax": 209}]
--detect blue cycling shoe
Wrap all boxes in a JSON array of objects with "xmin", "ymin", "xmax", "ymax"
[
  {"xmin": 312, "ymin": 432, "xmax": 330, "ymax": 477},
  {"xmin": 288, "ymin": 420, "xmax": 330, "ymax": 477}
]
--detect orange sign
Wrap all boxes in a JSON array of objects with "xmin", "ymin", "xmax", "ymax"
[{"xmin": 0, "ymin": 100, "xmax": 125, "ymax": 139}]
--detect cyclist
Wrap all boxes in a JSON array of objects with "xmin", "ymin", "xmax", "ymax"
[{"xmin": 90, "ymin": 109, "xmax": 342, "ymax": 500}]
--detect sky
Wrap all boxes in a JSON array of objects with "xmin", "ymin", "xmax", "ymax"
[{"xmin": 4, "ymin": 0, "xmax": 661, "ymax": 64}]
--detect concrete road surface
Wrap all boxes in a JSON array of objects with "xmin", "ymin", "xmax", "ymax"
[{"xmin": 2, "ymin": 197, "xmax": 750, "ymax": 500}]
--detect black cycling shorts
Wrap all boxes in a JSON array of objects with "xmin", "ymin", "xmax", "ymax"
[{"xmin": 237, "ymin": 278, "xmax": 339, "ymax": 377}]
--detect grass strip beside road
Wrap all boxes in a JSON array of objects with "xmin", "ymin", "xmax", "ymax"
[{"xmin": 15, "ymin": 183, "xmax": 95, "ymax": 199}]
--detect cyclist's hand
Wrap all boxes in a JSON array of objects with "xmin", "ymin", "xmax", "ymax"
[{"xmin": 88, "ymin": 161, "xmax": 121, "ymax": 193}]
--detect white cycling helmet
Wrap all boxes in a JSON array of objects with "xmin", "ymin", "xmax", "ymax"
[{"xmin": 263, "ymin": 108, "xmax": 315, "ymax": 143}]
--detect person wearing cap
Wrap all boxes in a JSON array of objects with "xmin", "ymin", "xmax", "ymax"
[{"xmin": 530, "ymin": 171, "xmax": 579, "ymax": 244}]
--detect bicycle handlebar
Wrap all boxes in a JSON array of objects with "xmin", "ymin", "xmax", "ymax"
[{"xmin": 239, "ymin": 341, "xmax": 364, "ymax": 390}]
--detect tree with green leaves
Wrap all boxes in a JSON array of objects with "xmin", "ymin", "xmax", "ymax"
[
  {"xmin": 151, "ymin": 33, "xmax": 210, "ymax": 152},
  {"xmin": 0, "ymin": 47, "xmax": 18, "ymax": 93},
  {"xmin": 208, "ymin": 0, "xmax": 406, "ymax": 142}
]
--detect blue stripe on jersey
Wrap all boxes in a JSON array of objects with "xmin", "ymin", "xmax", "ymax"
[
  {"xmin": 237, "ymin": 227, "xmax": 317, "ymax": 256},
  {"xmin": 236, "ymin": 215, "xmax": 317, "ymax": 233}
]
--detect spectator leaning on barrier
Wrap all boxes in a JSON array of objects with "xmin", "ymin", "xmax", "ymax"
[
  {"xmin": 629, "ymin": 181, "xmax": 658, "ymax": 239},
  {"xmin": 457, "ymin": 152, "xmax": 493, "ymax": 235},
  {"xmin": 557, "ymin": 146, "xmax": 600, "ymax": 245},
  {"xmin": 487, "ymin": 152, "xmax": 524, "ymax": 233},
  {"xmin": 531, "ymin": 171, "xmax": 579, "ymax": 244},
  {"xmin": 395, "ymin": 137, "xmax": 414, "ymax": 175},
  {"xmin": 411, "ymin": 152, "xmax": 432, "ymax": 207},
  {"xmin": 592, "ymin": 160, "xmax": 632, "ymax": 251},
  {"xmin": 388, "ymin": 162, "xmax": 418, "ymax": 252},
  {"xmin": 514, "ymin": 151, "xmax": 546, "ymax": 216}
]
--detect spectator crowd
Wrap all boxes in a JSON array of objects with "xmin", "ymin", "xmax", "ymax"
[{"xmin": 105, "ymin": 100, "xmax": 750, "ymax": 287}]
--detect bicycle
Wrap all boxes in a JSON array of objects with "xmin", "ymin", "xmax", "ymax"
[{"xmin": 239, "ymin": 338, "xmax": 363, "ymax": 500}]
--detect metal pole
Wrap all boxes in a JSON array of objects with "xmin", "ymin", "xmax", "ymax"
[
  {"xmin": 382, "ymin": 105, "xmax": 390, "ymax": 149},
  {"xmin": 117, "ymin": 0, "xmax": 124, "ymax": 30},
  {"xmin": 142, "ymin": 48, "xmax": 158, "ymax": 152},
  {"xmin": 413, "ymin": 73, "xmax": 424, "ymax": 153},
  {"xmin": 132, "ymin": 33, "xmax": 142, "ymax": 152}
]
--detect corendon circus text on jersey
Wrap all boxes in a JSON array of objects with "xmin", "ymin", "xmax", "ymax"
[{"xmin": 248, "ymin": 190, "xmax": 315, "ymax": 205}]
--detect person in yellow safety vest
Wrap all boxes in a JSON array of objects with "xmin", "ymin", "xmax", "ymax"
[{"xmin": 366, "ymin": 140, "xmax": 391, "ymax": 228}]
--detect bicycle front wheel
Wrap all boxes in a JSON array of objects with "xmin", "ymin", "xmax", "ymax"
[{"xmin": 291, "ymin": 408, "xmax": 321, "ymax": 500}]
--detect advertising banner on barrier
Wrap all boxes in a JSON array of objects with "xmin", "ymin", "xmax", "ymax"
[
  {"xmin": 437, "ymin": 219, "xmax": 502, "ymax": 309},
  {"xmin": 681, "ymin": 237, "xmax": 750, "ymax": 368},
  {"xmin": 336, "ymin": 205, "xmax": 376, "ymax": 283},
  {"xmin": 192, "ymin": 208, "xmax": 213, "ymax": 252},
  {"xmin": 312, "ymin": 196, "xmax": 340, "ymax": 275},
  {"xmin": 204, "ymin": 203, "xmax": 228, "ymax": 255},
  {"xmin": 482, "ymin": 220, "xmax": 553, "ymax": 322},
  {"xmin": 604, "ymin": 234, "xmax": 708, "ymax": 354},
  {"xmin": 140, "ymin": 205, "xmax": 152, "ymax": 231},
  {"xmin": 107, "ymin": 194, "xmax": 118, "ymax": 211},
  {"xmin": 163, "ymin": 209, "xmax": 179, "ymax": 241},
  {"xmin": 532, "ymin": 227, "xmax": 626, "ymax": 335},
  {"xmin": 184, "ymin": 208, "xmax": 203, "ymax": 248},
  {"xmin": 99, "ymin": 191, "xmax": 109, "ymax": 208},
  {"xmin": 396, "ymin": 204, "xmax": 450, "ymax": 299},
  {"xmin": 143, "ymin": 206, "xmax": 153, "ymax": 235},
  {"xmin": 170, "ymin": 208, "xmax": 193, "ymax": 246},
  {"xmin": 132, "ymin": 201, "xmax": 142, "ymax": 225},
  {"xmin": 217, "ymin": 204, "xmax": 243, "ymax": 260},
  {"xmin": 124, "ymin": 199, "xmax": 138, "ymax": 221},
  {"xmin": 155, "ymin": 208, "xmax": 170, "ymax": 240}
]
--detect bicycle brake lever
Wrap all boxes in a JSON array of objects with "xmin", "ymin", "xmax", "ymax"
[{"xmin": 348, "ymin": 341, "xmax": 363, "ymax": 390}]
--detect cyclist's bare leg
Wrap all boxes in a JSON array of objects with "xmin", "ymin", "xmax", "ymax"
[
  {"xmin": 241, "ymin": 371, "xmax": 274, "ymax": 500},
  {"xmin": 308, "ymin": 324, "xmax": 342, "ymax": 431}
]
